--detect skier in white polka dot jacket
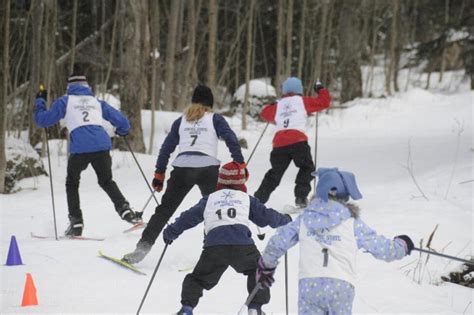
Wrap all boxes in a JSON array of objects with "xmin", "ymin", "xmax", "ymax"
[{"xmin": 256, "ymin": 167, "xmax": 414, "ymax": 315}]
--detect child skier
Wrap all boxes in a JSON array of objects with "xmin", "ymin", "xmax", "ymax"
[
  {"xmin": 254, "ymin": 77, "xmax": 331, "ymax": 208},
  {"xmin": 123, "ymin": 85, "xmax": 245, "ymax": 264},
  {"xmin": 256, "ymin": 167, "xmax": 414, "ymax": 315},
  {"xmin": 34, "ymin": 65, "xmax": 139, "ymax": 236},
  {"xmin": 162, "ymin": 161, "xmax": 292, "ymax": 315}
]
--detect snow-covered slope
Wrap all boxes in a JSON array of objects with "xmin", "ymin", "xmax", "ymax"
[{"xmin": 1, "ymin": 83, "xmax": 472, "ymax": 314}]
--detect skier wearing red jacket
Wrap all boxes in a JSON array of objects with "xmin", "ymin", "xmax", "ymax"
[{"xmin": 254, "ymin": 77, "xmax": 331, "ymax": 208}]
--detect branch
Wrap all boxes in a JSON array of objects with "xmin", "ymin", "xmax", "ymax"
[{"xmin": 402, "ymin": 139, "xmax": 429, "ymax": 201}]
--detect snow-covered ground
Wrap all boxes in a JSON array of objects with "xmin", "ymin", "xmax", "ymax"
[{"xmin": 1, "ymin": 71, "xmax": 473, "ymax": 314}]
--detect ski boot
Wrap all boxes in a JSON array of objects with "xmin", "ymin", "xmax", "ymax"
[
  {"xmin": 117, "ymin": 202, "xmax": 141, "ymax": 224},
  {"xmin": 176, "ymin": 305, "xmax": 193, "ymax": 315},
  {"xmin": 65, "ymin": 215, "xmax": 84, "ymax": 237},
  {"xmin": 122, "ymin": 240, "xmax": 152, "ymax": 264},
  {"xmin": 248, "ymin": 303, "xmax": 265, "ymax": 315},
  {"xmin": 295, "ymin": 196, "xmax": 308, "ymax": 208}
]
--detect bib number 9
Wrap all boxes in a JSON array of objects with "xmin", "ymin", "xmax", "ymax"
[{"xmin": 283, "ymin": 118, "xmax": 290, "ymax": 128}]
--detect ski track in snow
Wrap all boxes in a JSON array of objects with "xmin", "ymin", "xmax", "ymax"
[{"xmin": 1, "ymin": 86, "xmax": 473, "ymax": 314}]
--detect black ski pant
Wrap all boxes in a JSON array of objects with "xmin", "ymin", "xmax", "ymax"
[
  {"xmin": 181, "ymin": 245, "xmax": 270, "ymax": 308},
  {"xmin": 140, "ymin": 166, "xmax": 219, "ymax": 245},
  {"xmin": 254, "ymin": 141, "xmax": 315, "ymax": 204},
  {"xmin": 66, "ymin": 150, "xmax": 127, "ymax": 220}
]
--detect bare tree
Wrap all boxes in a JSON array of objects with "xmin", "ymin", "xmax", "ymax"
[
  {"xmin": 163, "ymin": 0, "xmax": 181, "ymax": 111},
  {"xmin": 296, "ymin": 0, "xmax": 308, "ymax": 79},
  {"xmin": 275, "ymin": 0, "xmax": 285, "ymax": 96},
  {"xmin": 0, "ymin": 0, "xmax": 10, "ymax": 193},
  {"xmin": 207, "ymin": 0, "xmax": 218, "ymax": 91},
  {"xmin": 148, "ymin": 0, "xmax": 161, "ymax": 154},
  {"xmin": 386, "ymin": 0, "xmax": 399, "ymax": 95},
  {"xmin": 285, "ymin": 0, "xmax": 294, "ymax": 76},
  {"xmin": 242, "ymin": 0, "xmax": 256, "ymax": 131},
  {"xmin": 313, "ymin": 0, "xmax": 329, "ymax": 84},
  {"xmin": 69, "ymin": 0, "xmax": 78, "ymax": 74}
]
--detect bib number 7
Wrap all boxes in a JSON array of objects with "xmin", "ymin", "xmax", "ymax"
[{"xmin": 190, "ymin": 135, "xmax": 198, "ymax": 146}]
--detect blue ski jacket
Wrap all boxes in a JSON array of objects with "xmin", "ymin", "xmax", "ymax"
[
  {"xmin": 155, "ymin": 115, "xmax": 244, "ymax": 172},
  {"xmin": 163, "ymin": 191, "xmax": 291, "ymax": 247},
  {"xmin": 34, "ymin": 84, "xmax": 130, "ymax": 154}
]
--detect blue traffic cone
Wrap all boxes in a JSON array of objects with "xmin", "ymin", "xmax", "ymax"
[{"xmin": 5, "ymin": 235, "xmax": 23, "ymax": 266}]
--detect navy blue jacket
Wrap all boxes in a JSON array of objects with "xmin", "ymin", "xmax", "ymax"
[
  {"xmin": 34, "ymin": 84, "xmax": 130, "ymax": 154},
  {"xmin": 163, "ymin": 190, "xmax": 292, "ymax": 247},
  {"xmin": 155, "ymin": 115, "xmax": 244, "ymax": 172}
]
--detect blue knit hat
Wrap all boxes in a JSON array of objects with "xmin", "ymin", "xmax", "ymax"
[
  {"xmin": 313, "ymin": 168, "xmax": 363, "ymax": 202},
  {"xmin": 282, "ymin": 77, "xmax": 303, "ymax": 95}
]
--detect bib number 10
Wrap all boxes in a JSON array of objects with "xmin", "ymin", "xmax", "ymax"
[{"xmin": 216, "ymin": 208, "xmax": 236, "ymax": 220}]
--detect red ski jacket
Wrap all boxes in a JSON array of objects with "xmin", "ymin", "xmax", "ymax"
[{"xmin": 260, "ymin": 89, "xmax": 331, "ymax": 148}]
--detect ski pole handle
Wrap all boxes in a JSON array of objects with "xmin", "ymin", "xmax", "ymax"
[{"xmin": 413, "ymin": 248, "xmax": 474, "ymax": 265}]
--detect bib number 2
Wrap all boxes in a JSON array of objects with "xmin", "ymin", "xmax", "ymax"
[{"xmin": 82, "ymin": 111, "xmax": 90, "ymax": 122}]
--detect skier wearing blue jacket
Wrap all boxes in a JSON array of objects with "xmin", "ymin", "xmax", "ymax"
[
  {"xmin": 34, "ymin": 66, "xmax": 139, "ymax": 236},
  {"xmin": 255, "ymin": 168, "xmax": 414, "ymax": 315},
  {"xmin": 123, "ymin": 85, "xmax": 246, "ymax": 264},
  {"xmin": 162, "ymin": 161, "xmax": 292, "ymax": 315}
]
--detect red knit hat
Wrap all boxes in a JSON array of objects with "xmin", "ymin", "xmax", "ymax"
[{"xmin": 216, "ymin": 162, "xmax": 249, "ymax": 192}]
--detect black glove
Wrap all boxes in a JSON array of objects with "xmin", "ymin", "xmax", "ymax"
[
  {"xmin": 313, "ymin": 80, "xmax": 324, "ymax": 94},
  {"xmin": 36, "ymin": 87, "xmax": 47, "ymax": 100},
  {"xmin": 395, "ymin": 235, "xmax": 414, "ymax": 255},
  {"xmin": 162, "ymin": 227, "xmax": 176, "ymax": 245},
  {"xmin": 114, "ymin": 129, "xmax": 128, "ymax": 137}
]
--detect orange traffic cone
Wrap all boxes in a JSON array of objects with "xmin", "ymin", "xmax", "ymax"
[{"xmin": 21, "ymin": 273, "xmax": 38, "ymax": 307}]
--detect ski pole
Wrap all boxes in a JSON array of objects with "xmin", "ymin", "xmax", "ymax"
[
  {"xmin": 136, "ymin": 244, "xmax": 169, "ymax": 315},
  {"xmin": 247, "ymin": 122, "xmax": 269, "ymax": 240},
  {"xmin": 122, "ymin": 136, "xmax": 160, "ymax": 211},
  {"xmin": 284, "ymin": 253, "xmax": 289, "ymax": 315},
  {"xmin": 247, "ymin": 122, "xmax": 269, "ymax": 166},
  {"xmin": 139, "ymin": 191, "xmax": 155, "ymax": 214},
  {"xmin": 44, "ymin": 128, "xmax": 58, "ymax": 240},
  {"xmin": 413, "ymin": 248, "xmax": 474, "ymax": 265},
  {"xmin": 237, "ymin": 283, "xmax": 262, "ymax": 315}
]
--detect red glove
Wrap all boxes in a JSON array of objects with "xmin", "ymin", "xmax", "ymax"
[{"xmin": 152, "ymin": 172, "xmax": 165, "ymax": 192}]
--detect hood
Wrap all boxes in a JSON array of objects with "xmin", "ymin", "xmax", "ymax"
[
  {"xmin": 67, "ymin": 84, "xmax": 94, "ymax": 96},
  {"xmin": 301, "ymin": 197, "xmax": 352, "ymax": 232}
]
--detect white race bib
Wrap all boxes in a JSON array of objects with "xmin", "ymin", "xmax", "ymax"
[
  {"xmin": 298, "ymin": 218, "xmax": 358, "ymax": 285},
  {"xmin": 275, "ymin": 96, "xmax": 308, "ymax": 133},
  {"xmin": 64, "ymin": 95, "xmax": 103, "ymax": 132},
  {"xmin": 203, "ymin": 189, "xmax": 251, "ymax": 234},
  {"xmin": 178, "ymin": 113, "xmax": 218, "ymax": 157}
]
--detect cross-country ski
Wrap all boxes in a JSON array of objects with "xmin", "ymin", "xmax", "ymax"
[{"xmin": 98, "ymin": 251, "xmax": 147, "ymax": 276}]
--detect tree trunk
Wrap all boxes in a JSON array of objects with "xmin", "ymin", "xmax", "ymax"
[
  {"xmin": 285, "ymin": 0, "xmax": 294, "ymax": 76},
  {"xmin": 314, "ymin": 0, "xmax": 329, "ymax": 85},
  {"xmin": 118, "ymin": 0, "xmax": 148, "ymax": 153},
  {"xmin": 242, "ymin": 0, "xmax": 256, "ymax": 131},
  {"xmin": 0, "ymin": 0, "xmax": 10, "ymax": 193},
  {"xmin": 275, "ymin": 0, "xmax": 285, "ymax": 96},
  {"xmin": 386, "ymin": 0, "xmax": 399, "ymax": 95},
  {"xmin": 296, "ymin": 0, "xmax": 307, "ymax": 79},
  {"xmin": 207, "ymin": 0, "xmax": 218, "ymax": 91},
  {"xmin": 69, "ymin": 0, "xmax": 78, "ymax": 74},
  {"xmin": 148, "ymin": 0, "xmax": 160, "ymax": 154},
  {"xmin": 439, "ymin": 0, "xmax": 449, "ymax": 83},
  {"xmin": 338, "ymin": 0, "xmax": 363, "ymax": 103},
  {"xmin": 163, "ymin": 0, "xmax": 180, "ymax": 111}
]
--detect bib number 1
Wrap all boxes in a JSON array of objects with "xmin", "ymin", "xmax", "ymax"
[
  {"xmin": 216, "ymin": 208, "xmax": 237, "ymax": 220},
  {"xmin": 322, "ymin": 248, "xmax": 329, "ymax": 267}
]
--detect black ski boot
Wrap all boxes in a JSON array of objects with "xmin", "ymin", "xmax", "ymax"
[
  {"xmin": 248, "ymin": 303, "xmax": 265, "ymax": 315},
  {"xmin": 295, "ymin": 196, "xmax": 308, "ymax": 208},
  {"xmin": 117, "ymin": 202, "xmax": 140, "ymax": 224},
  {"xmin": 176, "ymin": 305, "xmax": 193, "ymax": 315},
  {"xmin": 65, "ymin": 215, "xmax": 84, "ymax": 237},
  {"xmin": 122, "ymin": 240, "xmax": 152, "ymax": 264}
]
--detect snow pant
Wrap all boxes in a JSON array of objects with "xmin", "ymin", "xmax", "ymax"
[
  {"xmin": 299, "ymin": 277, "xmax": 355, "ymax": 315},
  {"xmin": 66, "ymin": 150, "xmax": 127, "ymax": 220},
  {"xmin": 140, "ymin": 165, "xmax": 219, "ymax": 245},
  {"xmin": 181, "ymin": 244, "xmax": 270, "ymax": 308},
  {"xmin": 254, "ymin": 141, "xmax": 315, "ymax": 204}
]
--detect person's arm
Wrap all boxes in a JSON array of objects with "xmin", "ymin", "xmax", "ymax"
[
  {"xmin": 34, "ymin": 96, "xmax": 67, "ymax": 128},
  {"xmin": 260, "ymin": 103, "xmax": 277, "ymax": 123},
  {"xmin": 261, "ymin": 216, "xmax": 302, "ymax": 268},
  {"xmin": 302, "ymin": 88, "xmax": 331, "ymax": 114},
  {"xmin": 100, "ymin": 100, "xmax": 130, "ymax": 136},
  {"xmin": 354, "ymin": 218, "xmax": 407, "ymax": 262},
  {"xmin": 163, "ymin": 196, "xmax": 208, "ymax": 241},
  {"xmin": 249, "ymin": 196, "xmax": 291, "ymax": 228},
  {"xmin": 212, "ymin": 114, "xmax": 244, "ymax": 163},
  {"xmin": 155, "ymin": 118, "xmax": 181, "ymax": 173}
]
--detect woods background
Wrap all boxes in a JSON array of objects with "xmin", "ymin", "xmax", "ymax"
[{"xmin": 0, "ymin": 0, "xmax": 472, "ymax": 193}]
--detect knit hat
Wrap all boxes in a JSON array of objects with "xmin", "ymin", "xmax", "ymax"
[
  {"xmin": 313, "ymin": 167, "xmax": 363, "ymax": 202},
  {"xmin": 216, "ymin": 162, "xmax": 249, "ymax": 192},
  {"xmin": 191, "ymin": 85, "xmax": 214, "ymax": 108},
  {"xmin": 282, "ymin": 77, "xmax": 303, "ymax": 95},
  {"xmin": 67, "ymin": 64, "xmax": 88, "ymax": 85}
]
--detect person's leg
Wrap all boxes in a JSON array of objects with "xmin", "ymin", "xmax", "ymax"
[
  {"xmin": 298, "ymin": 278, "xmax": 330, "ymax": 315},
  {"xmin": 291, "ymin": 142, "xmax": 315, "ymax": 204},
  {"xmin": 325, "ymin": 278, "xmax": 355, "ymax": 315},
  {"xmin": 196, "ymin": 165, "xmax": 219, "ymax": 196},
  {"xmin": 140, "ymin": 167, "xmax": 194, "ymax": 245},
  {"xmin": 254, "ymin": 147, "xmax": 292, "ymax": 203},
  {"xmin": 181, "ymin": 246, "xmax": 229, "ymax": 309},
  {"xmin": 230, "ymin": 245, "xmax": 270, "ymax": 311},
  {"xmin": 90, "ymin": 151, "xmax": 127, "ymax": 210},
  {"xmin": 65, "ymin": 153, "xmax": 91, "ymax": 220}
]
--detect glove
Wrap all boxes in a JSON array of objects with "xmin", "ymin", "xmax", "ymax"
[
  {"xmin": 313, "ymin": 80, "xmax": 324, "ymax": 94},
  {"xmin": 395, "ymin": 235, "xmax": 414, "ymax": 255},
  {"xmin": 256, "ymin": 257, "xmax": 276, "ymax": 288},
  {"xmin": 152, "ymin": 172, "xmax": 165, "ymax": 192},
  {"xmin": 114, "ymin": 129, "xmax": 129, "ymax": 137},
  {"xmin": 162, "ymin": 228, "xmax": 175, "ymax": 245},
  {"xmin": 36, "ymin": 85, "xmax": 47, "ymax": 100}
]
